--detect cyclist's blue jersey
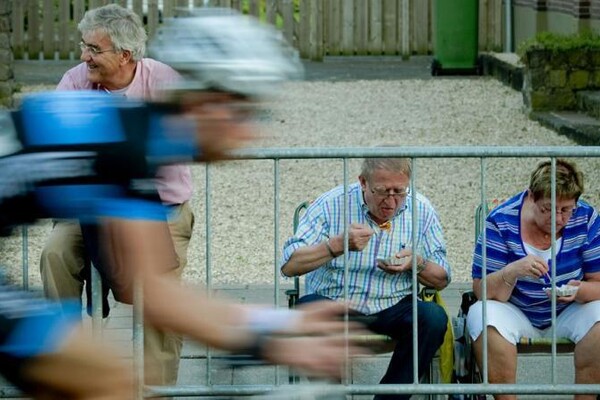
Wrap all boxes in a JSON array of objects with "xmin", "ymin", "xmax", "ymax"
[
  {"xmin": 0, "ymin": 91, "xmax": 196, "ymax": 233},
  {"xmin": 0, "ymin": 91, "xmax": 197, "ymax": 387}
]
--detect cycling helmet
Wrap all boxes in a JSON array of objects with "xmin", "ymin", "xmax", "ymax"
[{"xmin": 148, "ymin": 7, "xmax": 303, "ymax": 99}]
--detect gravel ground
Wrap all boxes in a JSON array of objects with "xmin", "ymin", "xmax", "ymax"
[{"xmin": 5, "ymin": 77, "xmax": 600, "ymax": 289}]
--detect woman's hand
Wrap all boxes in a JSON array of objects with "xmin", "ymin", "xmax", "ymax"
[
  {"xmin": 509, "ymin": 255, "xmax": 550, "ymax": 281},
  {"xmin": 544, "ymin": 280, "xmax": 580, "ymax": 303}
]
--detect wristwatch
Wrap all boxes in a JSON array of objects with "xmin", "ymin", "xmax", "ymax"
[{"xmin": 416, "ymin": 258, "xmax": 427, "ymax": 274}]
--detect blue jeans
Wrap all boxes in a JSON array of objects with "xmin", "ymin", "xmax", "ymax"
[{"xmin": 297, "ymin": 293, "xmax": 448, "ymax": 400}]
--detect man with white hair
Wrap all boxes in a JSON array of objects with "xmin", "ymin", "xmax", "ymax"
[{"xmin": 39, "ymin": 4, "xmax": 193, "ymax": 386}]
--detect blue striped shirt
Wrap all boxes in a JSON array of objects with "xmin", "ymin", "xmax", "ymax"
[
  {"xmin": 472, "ymin": 190, "xmax": 600, "ymax": 328},
  {"xmin": 281, "ymin": 182, "xmax": 451, "ymax": 314}
]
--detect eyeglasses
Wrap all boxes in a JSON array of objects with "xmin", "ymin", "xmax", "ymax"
[
  {"xmin": 536, "ymin": 202, "xmax": 577, "ymax": 217},
  {"xmin": 369, "ymin": 185, "xmax": 410, "ymax": 199},
  {"xmin": 79, "ymin": 41, "xmax": 116, "ymax": 56}
]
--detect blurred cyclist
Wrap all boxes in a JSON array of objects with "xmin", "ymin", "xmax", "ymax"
[{"xmin": 0, "ymin": 8, "xmax": 365, "ymax": 399}]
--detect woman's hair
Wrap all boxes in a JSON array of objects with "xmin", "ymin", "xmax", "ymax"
[
  {"xmin": 78, "ymin": 4, "xmax": 147, "ymax": 61},
  {"xmin": 360, "ymin": 158, "xmax": 412, "ymax": 181},
  {"xmin": 529, "ymin": 158, "xmax": 584, "ymax": 201}
]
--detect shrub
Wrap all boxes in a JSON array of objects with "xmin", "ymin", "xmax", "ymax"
[{"xmin": 518, "ymin": 30, "xmax": 600, "ymax": 63}]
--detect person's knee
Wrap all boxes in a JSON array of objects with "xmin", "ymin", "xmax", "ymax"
[
  {"xmin": 40, "ymin": 240, "xmax": 63, "ymax": 266},
  {"xmin": 420, "ymin": 302, "xmax": 448, "ymax": 334},
  {"xmin": 40, "ymin": 236, "xmax": 86, "ymax": 300},
  {"xmin": 40, "ymin": 236, "xmax": 84, "ymax": 275},
  {"xmin": 574, "ymin": 322, "xmax": 600, "ymax": 369},
  {"xmin": 40, "ymin": 246, "xmax": 84, "ymax": 276},
  {"xmin": 561, "ymin": 301, "xmax": 600, "ymax": 343}
]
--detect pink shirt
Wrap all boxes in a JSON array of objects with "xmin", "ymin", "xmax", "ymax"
[{"xmin": 57, "ymin": 58, "xmax": 193, "ymax": 205}]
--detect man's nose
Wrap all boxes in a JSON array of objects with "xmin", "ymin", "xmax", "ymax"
[
  {"xmin": 382, "ymin": 196, "xmax": 399, "ymax": 206},
  {"xmin": 80, "ymin": 50, "xmax": 91, "ymax": 61}
]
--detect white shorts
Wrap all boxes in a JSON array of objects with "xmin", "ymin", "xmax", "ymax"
[{"xmin": 466, "ymin": 300, "xmax": 600, "ymax": 345}]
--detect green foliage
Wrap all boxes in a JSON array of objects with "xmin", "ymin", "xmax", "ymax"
[
  {"xmin": 518, "ymin": 30, "xmax": 600, "ymax": 59},
  {"xmin": 240, "ymin": 0, "xmax": 300, "ymax": 28}
]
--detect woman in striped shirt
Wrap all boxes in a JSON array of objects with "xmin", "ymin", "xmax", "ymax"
[{"xmin": 467, "ymin": 159, "xmax": 600, "ymax": 400}]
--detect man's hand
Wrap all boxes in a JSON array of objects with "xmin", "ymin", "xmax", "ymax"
[
  {"xmin": 377, "ymin": 248, "xmax": 420, "ymax": 275},
  {"xmin": 344, "ymin": 223, "xmax": 374, "ymax": 251}
]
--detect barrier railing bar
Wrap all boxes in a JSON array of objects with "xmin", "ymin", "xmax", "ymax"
[
  {"xmin": 143, "ymin": 383, "xmax": 600, "ymax": 397},
  {"xmin": 342, "ymin": 157, "xmax": 350, "ymax": 384},
  {"xmin": 231, "ymin": 146, "xmax": 600, "ymax": 159},
  {"xmin": 410, "ymin": 157, "xmax": 419, "ymax": 384},
  {"xmin": 205, "ymin": 163, "xmax": 213, "ymax": 385},
  {"xmin": 6, "ymin": 382, "xmax": 600, "ymax": 398},
  {"xmin": 133, "ymin": 279, "xmax": 145, "ymax": 400},
  {"xmin": 273, "ymin": 158, "xmax": 281, "ymax": 310},
  {"xmin": 21, "ymin": 226, "xmax": 27, "ymax": 291},
  {"xmin": 273, "ymin": 158, "xmax": 281, "ymax": 385},
  {"xmin": 480, "ymin": 157, "xmax": 489, "ymax": 384},
  {"xmin": 550, "ymin": 158, "xmax": 558, "ymax": 383},
  {"xmin": 91, "ymin": 264, "xmax": 103, "ymax": 337}
]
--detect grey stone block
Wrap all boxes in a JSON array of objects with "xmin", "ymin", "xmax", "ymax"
[
  {"xmin": 0, "ymin": 64, "xmax": 12, "ymax": 81},
  {"xmin": 516, "ymin": 354, "xmax": 574, "ymax": 385},
  {"xmin": 0, "ymin": 33, "xmax": 9, "ymax": 49},
  {"xmin": 0, "ymin": 16, "xmax": 10, "ymax": 33},
  {"xmin": 0, "ymin": 48, "xmax": 13, "ymax": 64},
  {"xmin": 0, "ymin": 80, "xmax": 12, "ymax": 98},
  {"xmin": 350, "ymin": 354, "xmax": 445, "ymax": 400},
  {"xmin": 177, "ymin": 358, "xmax": 289, "ymax": 387},
  {"xmin": 232, "ymin": 365, "xmax": 290, "ymax": 385}
]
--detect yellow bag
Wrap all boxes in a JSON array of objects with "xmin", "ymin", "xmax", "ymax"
[{"xmin": 421, "ymin": 289, "xmax": 454, "ymax": 384}]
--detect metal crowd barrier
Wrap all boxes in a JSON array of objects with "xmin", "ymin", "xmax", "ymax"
[{"xmin": 7, "ymin": 145, "xmax": 600, "ymax": 398}]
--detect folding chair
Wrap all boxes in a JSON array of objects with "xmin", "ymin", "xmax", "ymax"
[{"xmin": 284, "ymin": 201, "xmax": 310, "ymax": 310}]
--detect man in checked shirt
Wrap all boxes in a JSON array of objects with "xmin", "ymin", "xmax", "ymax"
[{"xmin": 281, "ymin": 157, "xmax": 451, "ymax": 400}]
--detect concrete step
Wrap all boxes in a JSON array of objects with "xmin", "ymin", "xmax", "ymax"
[
  {"xmin": 530, "ymin": 111, "xmax": 600, "ymax": 145},
  {"xmin": 480, "ymin": 52, "xmax": 524, "ymax": 91},
  {"xmin": 173, "ymin": 351, "xmax": 574, "ymax": 400}
]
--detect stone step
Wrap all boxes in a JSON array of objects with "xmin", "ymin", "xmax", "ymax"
[{"xmin": 529, "ymin": 110, "xmax": 600, "ymax": 145}]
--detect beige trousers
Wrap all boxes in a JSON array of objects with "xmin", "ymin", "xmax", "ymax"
[{"xmin": 40, "ymin": 201, "xmax": 195, "ymax": 386}]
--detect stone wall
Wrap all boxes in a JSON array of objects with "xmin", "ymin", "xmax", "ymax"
[
  {"xmin": 522, "ymin": 48, "xmax": 600, "ymax": 111},
  {"xmin": 0, "ymin": 0, "xmax": 12, "ymax": 108}
]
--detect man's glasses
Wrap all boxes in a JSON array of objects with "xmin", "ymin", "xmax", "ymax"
[
  {"xmin": 79, "ymin": 41, "xmax": 116, "ymax": 56},
  {"xmin": 369, "ymin": 186, "xmax": 410, "ymax": 199},
  {"xmin": 536, "ymin": 202, "xmax": 577, "ymax": 217}
]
